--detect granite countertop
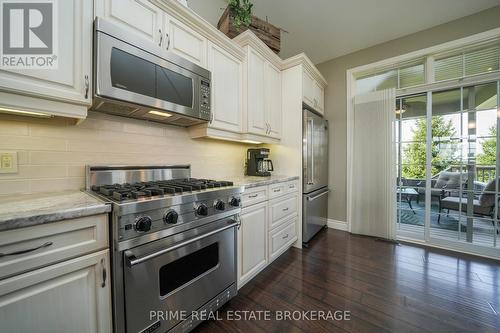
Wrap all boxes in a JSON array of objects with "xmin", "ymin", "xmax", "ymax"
[
  {"xmin": 230, "ymin": 175, "xmax": 299, "ymax": 189},
  {"xmin": 0, "ymin": 191, "xmax": 111, "ymax": 232}
]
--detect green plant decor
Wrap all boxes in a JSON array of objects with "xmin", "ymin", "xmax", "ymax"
[{"xmin": 227, "ymin": 0, "xmax": 253, "ymax": 31}]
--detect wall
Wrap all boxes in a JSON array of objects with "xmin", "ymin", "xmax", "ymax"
[
  {"xmin": 0, "ymin": 111, "xmax": 251, "ymax": 196},
  {"xmin": 316, "ymin": 5, "xmax": 500, "ymax": 223}
]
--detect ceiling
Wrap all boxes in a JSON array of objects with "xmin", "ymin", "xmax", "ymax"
[{"xmin": 187, "ymin": 0, "xmax": 500, "ymax": 64}]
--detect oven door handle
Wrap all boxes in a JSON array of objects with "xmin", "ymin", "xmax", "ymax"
[{"xmin": 124, "ymin": 220, "xmax": 238, "ymax": 268}]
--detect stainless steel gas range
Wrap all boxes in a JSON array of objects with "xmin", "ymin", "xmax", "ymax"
[{"xmin": 86, "ymin": 165, "xmax": 242, "ymax": 333}]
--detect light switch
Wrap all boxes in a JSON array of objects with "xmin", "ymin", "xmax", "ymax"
[{"xmin": 0, "ymin": 151, "xmax": 18, "ymax": 174}]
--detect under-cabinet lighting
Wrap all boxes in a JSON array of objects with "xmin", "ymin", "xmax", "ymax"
[
  {"xmin": 241, "ymin": 140, "xmax": 263, "ymax": 144},
  {"xmin": 0, "ymin": 107, "xmax": 51, "ymax": 118},
  {"xmin": 148, "ymin": 110, "xmax": 172, "ymax": 117}
]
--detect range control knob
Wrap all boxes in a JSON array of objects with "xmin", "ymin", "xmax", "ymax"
[
  {"xmin": 163, "ymin": 210, "xmax": 179, "ymax": 224},
  {"xmin": 134, "ymin": 216, "xmax": 152, "ymax": 232},
  {"xmin": 214, "ymin": 200, "xmax": 225, "ymax": 211},
  {"xmin": 196, "ymin": 203, "xmax": 208, "ymax": 216},
  {"xmin": 229, "ymin": 197, "xmax": 241, "ymax": 207}
]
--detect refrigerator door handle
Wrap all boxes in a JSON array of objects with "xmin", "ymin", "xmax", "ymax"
[
  {"xmin": 307, "ymin": 118, "xmax": 314, "ymax": 185},
  {"xmin": 307, "ymin": 189, "xmax": 330, "ymax": 201}
]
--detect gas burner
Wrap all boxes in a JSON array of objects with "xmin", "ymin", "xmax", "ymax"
[{"xmin": 91, "ymin": 178, "xmax": 234, "ymax": 202}]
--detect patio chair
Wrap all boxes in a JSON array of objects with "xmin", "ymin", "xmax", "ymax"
[
  {"xmin": 416, "ymin": 171, "xmax": 464, "ymax": 205},
  {"xmin": 439, "ymin": 178, "xmax": 499, "ymax": 233}
]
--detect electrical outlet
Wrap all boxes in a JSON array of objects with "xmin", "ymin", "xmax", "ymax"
[{"xmin": 0, "ymin": 151, "xmax": 18, "ymax": 174}]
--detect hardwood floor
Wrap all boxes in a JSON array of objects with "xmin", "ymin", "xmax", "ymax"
[{"xmin": 196, "ymin": 228, "xmax": 500, "ymax": 333}]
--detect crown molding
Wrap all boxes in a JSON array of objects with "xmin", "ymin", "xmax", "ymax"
[
  {"xmin": 152, "ymin": 0, "xmax": 245, "ymax": 61},
  {"xmin": 232, "ymin": 30, "xmax": 283, "ymax": 69},
  {"xmin": 282, "ymin": 53, "xmax": 327, "ymax": 87}
]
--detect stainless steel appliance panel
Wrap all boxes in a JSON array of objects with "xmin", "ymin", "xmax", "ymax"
[
  {"xmin": 303, "ymin": 109, "xmax": 329, "ymax": 193},
  {"xmin": 93, "ymin": 18, "xmax": 211, "ymax": 125},
  {"xmin": 302, "ymin": 187, "xmax": 329, "ymax": 243},
  {"xmin": 123, "ymin": 218, "xmax": 237, "ymax": 333}
]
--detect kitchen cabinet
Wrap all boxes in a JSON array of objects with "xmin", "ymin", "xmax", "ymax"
[
  {"xmin": 266, "ymin": 62, "xmax": 282, "ymax": 138},
  {"xmin": 0, "ymin": 0, "xmax": 92, "ymax": 118},
  {"xmin": 246, "ymin": 48, "xmax": 268, "ymax": 136},
  {"xmin": 302, "ymin": 67, "xmax": 326, "ymax": 114},
  {"xmin": 95, "ymin": 0, "xmax": 164, "ymax": 45},
  {"xmin": 238, "ymin": 201, "xmax": 268, "ymax": 287},
  {"xmin": 302, "ymin": 70, "xmax": 315, "ymax": 107},
  {"xmin": 206, "ymin": 42, "xmax": 242, "ymax": 133},
  {"xmin": 237, "ymin": 31, "xmax": 283, "ymax": 141},
  {"xmin": 0, "ymin": 215, "xmax": 108, "ymax": 280},
  {"xmin": 0, "ymin": 250, "xmax": 112, "ymax": 333},
  {"xmin": 164, "ymin": 15, "xmax": 208, "ymax": 67},
  {"xmin": 237, "ymin": 180, "xmax": 298, "ymax": 288},
  {"xmin": 0, "ymin": 214, "xmax": 111, "ymax": 332}
]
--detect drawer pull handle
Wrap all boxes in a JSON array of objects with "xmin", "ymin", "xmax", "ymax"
[
  {"xmin": 282, "ymin": 234, "xmax": 289, "ymax": 239},
  {"xmin": 273, "ymin": 189, "xmax": 281, "ymax": 192},
  {"xmin": 282, "ymin": 207, "xmax": 289, "ymax": 211},
  {"xmin": 101, "ymin": 258, "xmax": 107, "ymax": 288},
  {"xmin": 0, "ymin": 241, "xmax": 53, "ymax": 258},
  {"xmin": 248, "ymin": 194, "xmax": 258, "ymax": 198}
]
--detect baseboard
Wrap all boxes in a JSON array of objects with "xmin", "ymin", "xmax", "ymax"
[{"xmin": 327, "ymin": 219, "xmax": 348, "ymax": 231}]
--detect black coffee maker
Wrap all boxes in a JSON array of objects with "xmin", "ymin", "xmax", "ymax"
[{"xmin": 246, "ymin": 148, "xmax": 274, "ymax": 177}]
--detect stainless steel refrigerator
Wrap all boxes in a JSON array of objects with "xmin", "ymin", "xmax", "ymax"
[{"xmin": 303, "ymin": 108, "xmax": 329, "ymax": 244}]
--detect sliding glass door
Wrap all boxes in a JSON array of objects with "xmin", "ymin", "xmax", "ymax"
[{"xmin": 396, "ymin": 81, "xmax": 500, "ymax": 257}]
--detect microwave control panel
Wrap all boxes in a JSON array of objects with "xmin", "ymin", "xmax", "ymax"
[{"xmin": 199, "ymin": 79, "xmax": 211, "ymax": 120}]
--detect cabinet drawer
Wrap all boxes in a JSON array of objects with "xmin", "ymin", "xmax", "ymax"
[
  {"xmin": 285, "ymin": 180, "xmax": 299, "ymax": 194},
  {"xmin": 269, "ymin": 194, "xmax": 298, "ymax": 230},
  {"xmin": 268, "ymin": 183, "xmax": 286, "ymax": 199},
  {"xmin": 241, "ymin": 186, "xmax": 267, "ymax": 207},
  {"xmin": 0, "ymin": 214, "xmax": 108, "ymax": 280},
  {"xmin": 269, "ymin": 217, "xmax": 297, "ymax": 261}
]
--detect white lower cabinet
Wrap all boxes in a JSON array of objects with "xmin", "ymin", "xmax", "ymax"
[
  {"xmin": 269, "ymin": 217, "xmax": 297, "ymax": 262},
  {"xmin": 237, "ymin": 181, "xmax": 298, "ymax": 288},
  {"xmin": 0, "ymin": 249, "xmax": 112, "ymax": 333},
  {"xmin": 238, "ymin": 201, "xmax": 268, "ymax": 287}
]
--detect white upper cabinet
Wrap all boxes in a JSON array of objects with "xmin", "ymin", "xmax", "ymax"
[
  {"xmin": 266, "ymin": 62, "xmax": 282, "ymax": 138},
  {"xmin": 95, "ymin": 0, "xmax": 164, "ymax": 45},
  {"xmin": 0, "ymin": 0, "xmax": 92, "ymax": 118},
  {"xmin": 302, "ymin": 67, "xmax": 326, "ymax": 115},
  {"xmin": 164, "ymin": 16, "xmax": 207, "ymax": 67},
  {"xmin": 313, "ymin": 80, "xmax": 325, "ymax": 114},
  {"xmin": 302, "ymin": 70, "xmax": 315, "ymax": 107},
  {"xmin": 246, "ymin": 48, "xmax": 268, "ymax": 136},
  {"xmin": 207, "ymin": 42, "xmax": 242, "ymax": 133}
]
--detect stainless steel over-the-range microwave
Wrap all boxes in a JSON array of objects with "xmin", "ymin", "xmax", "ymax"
[{"xmin": 92, "ymin": 18, "xmax": 211, "ymax": 127}]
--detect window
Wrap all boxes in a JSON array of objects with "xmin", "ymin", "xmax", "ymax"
[
  {"xmin": 434, "ymin": 44, "xmax": 500, "ymax": 82},
  {"xmin": 356, "ymin": 61, "xmax": 425, "ymax": 94}
]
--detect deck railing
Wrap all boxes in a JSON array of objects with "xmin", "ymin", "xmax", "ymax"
[{"xmin": 445, "ymin": 165, "xmax": 496, "ymax": 183}]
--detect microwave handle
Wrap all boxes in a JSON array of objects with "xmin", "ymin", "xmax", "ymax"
[{"xmin": 124, "ymin": 220, "xmax": 238, "ymax": 267}]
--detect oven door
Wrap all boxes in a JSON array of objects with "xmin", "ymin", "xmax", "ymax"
[{"xmin": 123, "ymin": 218, "xmax": 237, "ymax": 333}]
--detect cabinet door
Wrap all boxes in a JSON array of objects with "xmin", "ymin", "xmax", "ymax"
[
  {"xmin": 238, "ymin": 202, "xmax": 268, "ymax": 287},
  {"xmin": 207, "ymin": 42, "xmax": 242, "ymax": 132},
  {"xmin": 246, "ymin": 49, "xmax": 267, "ymax": 136},
  {"xmin": 0, "ymin": 250, "xmax": 112, "ymax": 333},
  {"xmin": 302, "ymin": 69, "xmax": 315, "ymax": 108},
  {"xmin": 313, "ymin": 80, "xmax": 325, "ymax": 114},
  {"xmin": 95, "ymin": 0, "xmax": 164, "ymax": 45},
  {"xmin": 165, "ymin": 16, "xmax": 207, "ymax": 67},
  {"xmin": 265, "ymin": 62, "xmax": 282, "ymax": 139},
  {"xmin": 0, "ymin": 0, "xmax": 92, "ymax": 106}
]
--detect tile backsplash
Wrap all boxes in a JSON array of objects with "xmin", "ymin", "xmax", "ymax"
[{"xmin": 0, "ymin": 111, "xmax": 250, "ymax": 196}]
